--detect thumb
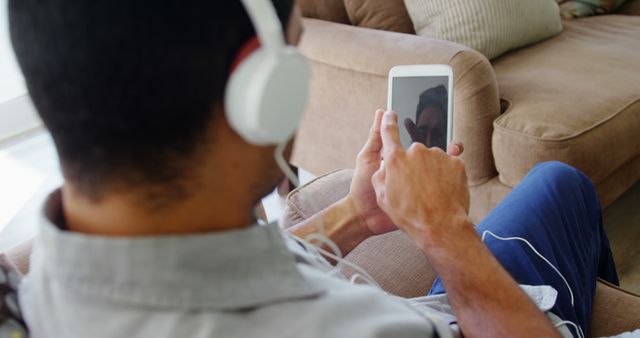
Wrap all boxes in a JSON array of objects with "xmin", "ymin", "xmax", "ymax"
[
  {"xmin": 371, "ymin": 162, "xmax": 386, "ymax": 199},
  {"xmin": 447, "ymin": 142, "xmax": 464, "ymax": 157}
]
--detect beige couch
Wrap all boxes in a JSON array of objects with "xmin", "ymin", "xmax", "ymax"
[
  {"xmin": 292, "ymin": 0, "xmax": 640, "ymax": 223},
  {"xmin": 281, "ymin": 169, "xmax": 640, "ymax": 337}
]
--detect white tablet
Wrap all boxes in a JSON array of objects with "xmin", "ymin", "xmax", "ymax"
[{"xmin": 387, "ymin": 65, "xmax": 453, "ymax": 151}]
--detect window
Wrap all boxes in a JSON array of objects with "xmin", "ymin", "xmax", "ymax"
[{"xmin": 0, "ymin": 0, "xmax": 41, "ymax": 142}]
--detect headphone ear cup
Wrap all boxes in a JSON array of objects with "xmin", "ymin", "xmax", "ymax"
[{"xmin": 225, "ymin": 47, "xmax": 311, "ymax": 145}]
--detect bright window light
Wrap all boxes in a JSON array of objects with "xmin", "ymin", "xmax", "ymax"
[{"xmin": 0, "ymin": 153, "xmax": 45, "ymax": 232}]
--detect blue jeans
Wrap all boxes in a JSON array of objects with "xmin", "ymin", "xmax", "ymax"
[{"xmin": 428, "ymin": 162, "xmax": 619, "ymax": 337}]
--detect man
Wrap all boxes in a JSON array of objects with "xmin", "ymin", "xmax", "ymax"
[
  {"xmin": 8, "ymin": 0, "xmax": 617, "ymax": 337},
  {"xmin": 404, "ymin": 85, "xmax": 448, "ymax": 150}
]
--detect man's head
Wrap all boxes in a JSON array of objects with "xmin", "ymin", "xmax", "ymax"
[
  {"xmin": 414, "ymin": 85, "xmax": 447, "ymax": 150},
  {"xmin": 9, "ymin": 0, "xmax": 300, "ymax": 205}
]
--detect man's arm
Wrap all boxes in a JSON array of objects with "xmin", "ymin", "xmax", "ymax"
[
  {"xmin": 372, "ymin": 111, "xmax": 561, "ymax": 338},
  {"xmin": 286, "ymin": 197, "xmax": 371, "ymax": 257}
]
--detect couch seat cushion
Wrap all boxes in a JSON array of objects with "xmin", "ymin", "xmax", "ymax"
[{"xmin": 492, "ymin": 15, "xmax": 640, "ymax": 192}]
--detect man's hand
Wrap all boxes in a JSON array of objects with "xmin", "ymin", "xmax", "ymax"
[
  {"xmin": 346, "ymin": 110, "xmax": 464, "ymax": 237},
  {"xmin": 371, "ymin": 111, "xmax": 470, "ymax": 247},
  {"xmin": 345, "ymin": 109, "xmax": 394, "ymax": 236},
  {"xmin": 289, "ymin": 110, "xmax": 463, "ymax": 258}
]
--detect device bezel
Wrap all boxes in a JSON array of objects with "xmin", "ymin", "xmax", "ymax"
[{"xmin": 387, "ymin": 64, "xmax": 454, "ymax": 150}]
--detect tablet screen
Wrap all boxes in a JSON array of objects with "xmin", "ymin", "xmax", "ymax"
[{"xmin": 391, "ymin": 76, "xmax": 449, "ymax": 151}]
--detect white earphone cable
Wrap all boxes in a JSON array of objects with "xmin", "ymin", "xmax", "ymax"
[
  {"xmin": 289, "ymin": 219, "xmax": 383, "ymax": 291},
  {"xmin": 481, "ymin": 230, "xmax": 575, "ymax": 307},
  {"xmin": 555, "ymin": 320, "xmax": 585, "ymax": 338},
  {"xmin": 275, "ymin": 142, "xmax": 300, "ymax": 188}
]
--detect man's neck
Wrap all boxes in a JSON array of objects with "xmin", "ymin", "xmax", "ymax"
[{"xmin": 61, "ymin": 183, "xmax": 257, "ymax": 237}]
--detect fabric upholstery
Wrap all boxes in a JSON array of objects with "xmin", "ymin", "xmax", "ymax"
[
  {"xmin": 472, "ymin": 151, "xmax": 640, "ymax": 224},
  {"xmin": 404, "ymin": 0, "xmax": 564, "ymax": 59},
  {"xmin": 282, "ymin": 169, "xmax": 354, "ymax": 226},
  {"xmin": 0, "ymin": 240, "xmax": 33, "ymax": 277},
  {"xmin": 557, "ymin": 0, "xmax": 629, "ymax": 18},
  {"xmin": 469, "ymin": 176, "xmax": 512, "ymax": 224},
  {"xmin": 492, "ymin": 15, "xmax": 640, "ymax": 209},
  {"xmin": 344, "ymin": 0, "xmax": 414, "ymax": 34},
  {"xmin": 294, "ymin": 19, "xmax": 500, "ymax": 187},
  {"xmin": 281, "ymin": 169, "xmax": 640, "ymax": 336},
  {"xmin": 297, "ymin": 0, "xmax": 350, "ymax": 24},
  {"xmin": 590, "ymin": 279, "xmax": 640, "ymax": 337}
]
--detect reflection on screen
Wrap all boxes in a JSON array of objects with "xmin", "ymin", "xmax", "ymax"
[
  {"xmin": 392, "ymin": 77, "xmax": 448, "ymax": 151},
  {"xmin": 404, "ymin": 85, "xmax": 447, "ymax": 150}
]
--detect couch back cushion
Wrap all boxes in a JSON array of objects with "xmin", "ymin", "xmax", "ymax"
[
  {"xmin": 344, "ymin": 0, "xmax": 415, "ymax": 33},
  {"xmin": 404, "ymin": 0, "xmax": 564, "ymax": 59},
  {"xmin": 297, "ymin": 0, "xmax": 350, "ymax": 24}
]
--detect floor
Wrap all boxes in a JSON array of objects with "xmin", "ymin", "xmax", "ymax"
[{"xmin": 0, "ymin": 129, "xmax": 639, "ymax": 295}]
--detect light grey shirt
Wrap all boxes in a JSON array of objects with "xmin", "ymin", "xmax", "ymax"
[{"xmin": 18, "ymin": 190, "xmax": 572, "ymax": 338}]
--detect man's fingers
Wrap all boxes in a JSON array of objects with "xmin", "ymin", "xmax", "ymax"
[
  {"xmin": 381, "ymin": 111, "xmax": 403, "ymax": 159},
  {"xmin": 362, "ymin": 109, "xmax": 385, "ymax": 152},
  {"xmin": 447, "ymin": 142, "xmax": 465, "ymax": 157}
]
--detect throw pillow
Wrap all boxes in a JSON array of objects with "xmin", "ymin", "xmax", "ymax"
[
  {"xmin": 404, "ymin": 0, "xmax": 564, "ymax": 60},
  {"xmin": 556, "ymin": 0, "xmax": 629, "ymax": 18},
  {"xmin": 344, "ymin": 0, "xmax": 415, "ymax": 34},
  {"xmin": 297, "ymin": 0, "xmax": 350, "ymax": 24}
]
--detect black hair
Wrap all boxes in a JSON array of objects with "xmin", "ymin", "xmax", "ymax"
[
  {"xmin": 415, "ymin": 85, "xmax": 448, "ymax": 122},
  {"xmin": 9, "ymin": 0, "xmax": 294, "ymax": 198}
]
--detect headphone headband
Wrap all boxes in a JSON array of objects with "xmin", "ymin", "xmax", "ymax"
[
  {"xmin": 226, "ymin": 0, "xmax": 310, "ymax": 146},
  {"xmin": 240, "ymin": 0, "xmax": 286, "ymax": 52}
]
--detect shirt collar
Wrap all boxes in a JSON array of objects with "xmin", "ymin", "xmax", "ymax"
[{"xmin": 37, "ymin": 189, "xmax": 324, "ymax": 311}]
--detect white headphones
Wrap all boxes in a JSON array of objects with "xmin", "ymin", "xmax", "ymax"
[{"xmin": 225, "ymin": 0, "xmax": 311, "ymax": 146}]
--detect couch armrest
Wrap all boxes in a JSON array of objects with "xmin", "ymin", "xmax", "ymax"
[{"xmin": 292, "ymin": 19, "xmax": 500, "ymax": 185}]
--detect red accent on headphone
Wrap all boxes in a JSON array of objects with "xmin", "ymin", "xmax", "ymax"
[{"xmin": 229, "ymin": 36, "xmax": 261, "ymax": 76}]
